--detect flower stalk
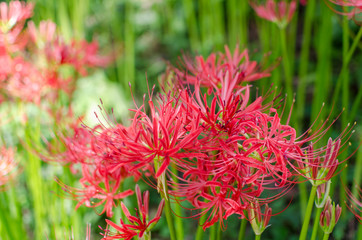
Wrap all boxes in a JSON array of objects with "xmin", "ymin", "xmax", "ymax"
[
  {"xmin": 238, "ymin": 218, "xmax": 247, "ymax": 240},
  {"xmin": 299, "ymin": 185, "xmax": 317, "ymax": 240}
]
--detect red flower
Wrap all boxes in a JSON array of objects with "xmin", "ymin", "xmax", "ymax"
[
  {"xmin": 0, "ymin": 1, "xmax": 33, "ymax": 52},
  {"xmin": 326, "ymin": 0, "xmax": 362, "ymax": 23},
  {"xmin": 0, "ymin": 146, "xmax": 17, "ymax": 188},
  {"xmin": 57, "ymin": 175, "xmax": 133, "ymax": 217},
  {"xmin": 295, "ymin": 138, "xmax": 341, "ymax": 186},
  {"xmin": 320, "ymin": 197, "xmax": 342, "ymax": 234},
  {"xmin": 102, "ymin": 185, "xmax": 165, "ymax": 239},
  {"xmin": 173, "ymin": 46, "xmax": 270, "ymax": 94},
  {"xmin": 27, "ymin": 20, "xmax": 57, "ymax": 46},
  {"xmin": 328, "ymin": 0, "xmax": 362, "ymax": 11},
  {"xmin": 247, "ymin": 200, "xmax": 272, "ymax": 236},
  {"xmin": 250, "ymin": 0, "xmax": 297, "ymax": 28},
  {"xmin": 121, "ymin": 93, "xmax": 203, "ymax": 178}
]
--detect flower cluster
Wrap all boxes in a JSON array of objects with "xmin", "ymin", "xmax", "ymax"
[
  {"xmin": 56, "ymin": 45, "xmax": 350, "ymax": 233},
  {"xmin": 0, "ymin": 1, "xmax": 112, "ymax": 105}
]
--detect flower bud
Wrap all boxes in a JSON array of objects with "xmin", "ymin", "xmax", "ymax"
[
  {"xmin": 320, "ymin": 197, "xmax": 342, "ymax": 234},
  {"xmin": 247, "ymin": 200, "xmax": 272, "ymax": 236}
]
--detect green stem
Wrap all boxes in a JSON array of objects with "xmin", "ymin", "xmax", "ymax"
[
  {"xmin": 199, "ymin": 0, "xmax": 211, "ymax": 54},
  {"xmin": 299, "ymin": 181, "xmax": 308, "ymax": 220},
  {"xmin": 238, "ymin": 218, "xmax": 247, "ymax": 240},
  {"xmin": 8, "ymin": 183, "xmax": 27, "ymax": 238},
  {"xmin": 210, "ymin": 223, "xmax": 217, "ymax": 240},
  {"xmin": 279, "ymin": 27, "xmax": 293, "ymax": 109},
  {"xmin": 311, "ymin": 2, "xmax": 332, "ymax": 125},
  {"xmin": 299, "ymin": 185, "xmax": 317, "ymax": 240},
  {"xmin": 358, "ymin": 223, "xmax": 362, "ymax": 240},
  {"xmin": 195, "ymin": 212, "xmax": 207, "ymax": 240},
  {"xmin": 164, "ymin": 196, "xmax": 177, "ymax": 240},
  {"xmin": 330, "ymin": 27, "xmax": 362, "ymax": 114},
  {"xmin": 339, "ymin": 14, "xmax": 352, "ymax": 224},
  {"xmin": 124, "ymin": 1, "xmax": 135, "ymax": 93},
  {"xmin": 322, "ymin": 232, "xmax": 330, "ymax": 240},
  {"xmin": 348, "ymin": 86, "xmax": 362, "ymax": 123},
  {"xmin": 288, "ymin": 4, "xmax": 299, "ymax": 87},
  {"xmin": 270, "ymin": 24, "xmax": 281, "ymax": 89},
  {"xmin": 182, "ymin": 0, "xmax": 200, "ymax": 51},
  {"xmin": 210, "ymin": 0, "xmax": 224, "ymax": 51},
  {"xmin": 25, "ymin": 122, "xmax": 47, "ymax": 239},
  {"xmin": 227, "ymin": 0, "xmax": 248, "ymax": 48},
  {"xmin": 310, "ymin": 207, "xmax": 323, "ymax": 240},
  {"xmin": 216, "ymin": 222, "xmax": 222, "ymax": 240},
  {"xmin": 296, "ymin": 0, "xmax": 316, "ymax": 132},
  {"xmin": 346, "ymin": 27, "xmax": 362, "ymax": 62},
  {"xmin": 0, "ymin": 193, "xmax": 16, "ymax": 240},
  {"xmin": 171, "ymin": 164, "xmax": 184, "ymax": 240},
  {"xmin": 255, "ymin": 234, "xmax": 261, "ymax": 240}
]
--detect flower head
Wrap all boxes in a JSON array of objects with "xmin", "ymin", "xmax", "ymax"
[
  {"xmin": 296, "ymin": 138, "xmax": 341, "ymax": 186},
  {"xmin": 102, "ymin": 185, "xmax": 165, "ymax": 239},
  {"xmin": 0, "ymin": 1, "xmax": 33, "ymax": 52},
  {"xmin": 250, "ymin": 0, "xmax": 297, "ymax": 28},
  {"xmin": 320, "ymin": 197, "xmax": 342, "ymax": 234},
  {"xmin": 0, "ymin": 146, "xmax": 17, "ymax": 188},
  {"xmin": 247, "ymin": 200, "xmax": 272, "ymax": 236},
  {"xmin": 327, "ymin": 0, "xmax": 362, "ymax": 24},
  {"xmin": 172, "ymin": 46, "xmax": 270, "ymax": 94}
]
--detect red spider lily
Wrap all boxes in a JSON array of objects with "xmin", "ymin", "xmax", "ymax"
[
  {"xmin": 65, "ymin": 45, "xmax": 353, "ymax": 233},
  {"xmin": 0, "ymin": 48, "xmax": 12, "ymax": 81},
  {"xmin": 327, "ymin": 0, "xmax": 362, "ymax": 14},
  {"xmin": 4, "ymin": 56, "xmax": 73, "ymax": 103},
  {"xmin": 114, "ymin": 93, "xmax": 204, "ymax": 179},
  {"xmin": 325, "ymin": 0, "xmax": 362, "ymax": 24},
  {"xmin": 102, "ymin": 221, "xmax": 137, "ymax": 240},
  {"xmin": 320, "ymin": 197, "xmax": 342, "ymax": 234},
  {"xmin": 161, "ymin": 49, "xmax": 298, "ymax": 229},
  {"xmin": 0, "ymin": 1, "xmax": 33, "ymax": 29},
  {"xmin": 102, "ymin": 185, "xmax": 165, "ymax": 239},
  {"xmin": 173, "ymin": 46, "xmax": 270, "ymax": 94},
  {"xmin": 0, "ymin": 146, "xmax": 17, "ymax": 188},
  {"xmin": 27, "ymin": 20, "xmax": 57, "ymax": 47},
  {"xmin": 345, "ymin": 184, "xmax": 362, "ymax": 223},
  {"xmin": 42, "ymin": 104, "xmax": 153, "ymax": 217},
  {"xmin": 247, "ymin": 200, "xmax": 272, "ymax": 236},
  {"xmin": 250, "ymin": 0, "xmax": 297, "ymax": 28},
  {"xmin": 49, "ymin": 122, "xmax": 143, "ymax": 217},
  {"xmin": 294, "ymin": 138, "xmax": 341, "ymax": 186},
  {"xmin": 300, "ymin": 0, "xmax": 307, "ymax": 5},
  {"xmin": 0, "ymin": 14, "xmax": 113, "ymax": 103},
  {"xmin": 57, "ymin": 176, "xmax": 133, "ymax": 217},
  {"xmin": 6, "ymin": 57, "xmax": 45, "ymax": 104},
  {"xmin": 27, "ymin": 19, "xmax": 112, "ymax": 75},
  {"xmin": 239, "ymin": 109, "xmax": 300, "ymax": 186},
  {"xmin": 69, "ymin": 40, "xmax": 114, "ymax": 76},
  {"xmin": 0, "ymin": 1, "xmax": 33, "ymax": 52}
]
